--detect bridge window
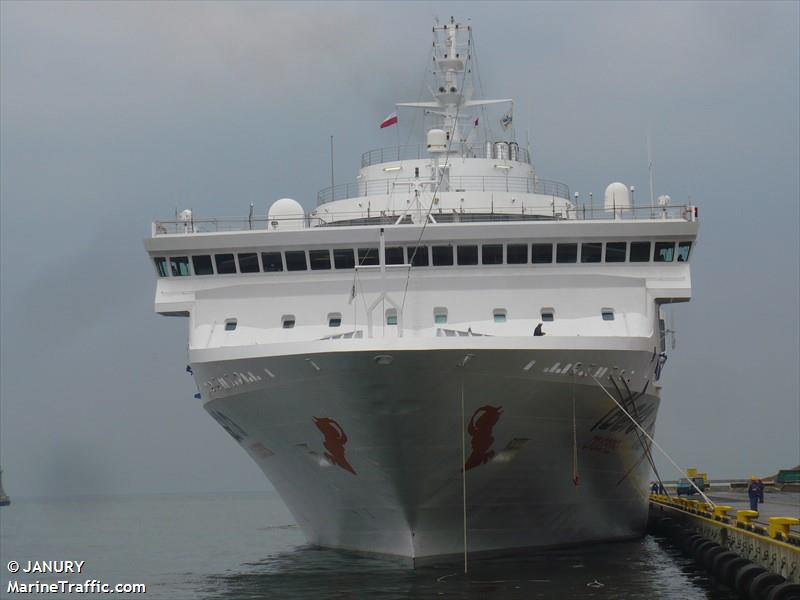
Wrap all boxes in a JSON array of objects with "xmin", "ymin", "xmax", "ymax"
[
  {"xmin": 541, "ymin": 308, "xmax": 555, "ymax": 322},
  {"xmin": 677, "ymin": 241, "xmax": 692, "ymax": 262},
  {"xmin": 457, "ymin": 245, "xmax": 478, "ymax": 265},
  {"xmin": 154, "ymin": 257, "xmax": 168, "ymax": 277},
  {"xmin": 605, "ymin": 242, "xmax": 627, "ymax": 263},
  {"xmin": 282, "ymin": 315, "xmax": 295, "ymax": 329},
  {"xmin": 434, "ymin": 307, "xmax": 448, "ymax": 324},
  {"xmin": 630, "ymin": 242, "xmax": 652, "ymax": 262},
  {"xmin": 532, "ymin": 244, "xmax": 553, "ymax": 264},
  {"xmin": 224, "ymin": 319, "xmax": 238, "ymax": 331},
  {"xmin": 601, "ymin": 308, "xmax": 615, "ymax": 321},
  {"xmin": 482, "ymin": 244, "xmax": 503, "ymax": 265},
  {"xmin": 309, "ymin": 249, "xmax": 332, "ymax": 270},
  {"xmin": 328, "ymin": 312, "xmax": 342, "ymax": 327},
  {"xmin": 215, "ymin": 253, "xmax": 237, "ymax": 274},
  {"xmin": 506, "ymin": 244, "xmax": 528, "ymax": 264},
  {"xmin": 358, "ymin": 248, "xmax": 379, "ymax": 266},
  {"xmin": 556, "ymin": 243, "xmax": 578, "ymax": 263},
  {"xmin": 238, "ymin": 253, "xmax": 260, "ymax": 273},
  {"xmin": 262, "ymin": 252, "xmax": 283, "ymax": 272},
  {"xmin": 493, "ymin": 309, "xmax": 507, "ymax": 323},
  {"xmin": 432, "ymin": 245, "xmax": 454, "ymax": 266},
  {"xmin": 386, "ymin": 308, "xmax": 398, "ymax": 325},
  {"xmin": 333, "ymin": 248, "xmax": 355, "ymax": 269},
  {"xmin": 408, "ymin": 246, "xmax": 429, "ymax": 266},
  {"xmin": 654, "ymin": 242, "xmax": 675, "ymax": 262},
  {"xmin": 581, "ymin": 243, "xmax": 602, "ymax": 263},
  {"xmin": 192, "ymin": 255, "xmax": 213, "ymax": 275},
  {"xmin": 170, "ymin": 256, "xmax": 190, "ymax": 276},
  {"xmin": 385, "ymin": 247, "xmax": 405, "ymax": 265},
  {"xmin": 285, "ymin": 251, "xmax": 307, "ymax": 271}
]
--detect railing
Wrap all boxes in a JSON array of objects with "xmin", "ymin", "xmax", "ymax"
[
  {"xmin": 152, "ymin": 204, "xmax": 697, "ymax": 235},
  {"xmin": 317, "ymin": 176, "xmax": 570, "ymax": 205},
  {"xmin": 361, "ymin": 143, "xmax": 531, "ymax": 167}
]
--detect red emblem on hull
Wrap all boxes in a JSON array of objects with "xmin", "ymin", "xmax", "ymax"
[
  {"xmin": 464, "ymin": 405, "xmax": 503, "ymax": 471},
  {"xmin": 313, "ymin": 417, "xmax": 357, "ymax": 475}
]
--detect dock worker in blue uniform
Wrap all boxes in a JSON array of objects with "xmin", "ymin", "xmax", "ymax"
[{"xmin": 747, "ymin": 477, "xmax": 764, "ymax": 511}]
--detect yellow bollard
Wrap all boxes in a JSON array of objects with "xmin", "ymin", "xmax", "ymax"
[
  {"xmin": 767, "ymin": 517, "xmax": 800, "ymax": 540},
  {"xmin": 736, "ymin": 510, "xmax": 759, "ymax": 527},
  {"xmin": 713, "ymin": 505, "xmax": 733, "ymax": 520}
]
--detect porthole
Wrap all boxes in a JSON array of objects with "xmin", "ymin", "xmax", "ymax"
[
  {"xmin": 541, "ymin": 308, "xmax": 555, "ymax": 322},
  {"xmin": 601, "ymin": 309, "xmax": 615, "ymax": 321},
  {"xmin": 434, "ymin": 307, "xmax": 448, "ymax": 325},
  {"xmin": 386, "ymin": 308, "xmax": 398, "ymax": 325},
  {"xmin": 328, "ymin": 313, "xmax": 342, "ymax": 327},
  {"xmin": 282, "ymin": 315, "xmax": 296, "ymax": 329},
  {"xmin": 224, "ymin": 319, "xmax": 238, "ymax": 331},
  {"xmin": 493, "ymin": 309, "xmax": 507, "ymax": 323}
]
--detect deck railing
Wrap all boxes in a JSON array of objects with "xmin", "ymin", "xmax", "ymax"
[
  {"xmin": 152, "ymin": 204, "xmax": 697, "ymax": 235},
  {"xmin": 361, "ymin": 143, "xmax": 531, "ymax": 167},
  {"xmin": 316, "ymin": 176, "xmax": 570, "ymax": 205}
]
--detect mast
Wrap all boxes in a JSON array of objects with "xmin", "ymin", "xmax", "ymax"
[{"xmin": 397, "ymin": 17, "xmax": 512, "ymax": 149}]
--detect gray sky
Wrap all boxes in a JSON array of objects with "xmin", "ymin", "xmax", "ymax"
[{"xmin": 1, "ymin": 1, "xmax": 798, "ymax": 498}]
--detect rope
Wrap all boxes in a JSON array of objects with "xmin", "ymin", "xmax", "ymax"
[
  {"xmin": 614, "ymin": 376, "xmax": 671, "ymax": 498},
  {"xmin": 572, "ymin": 366, "xmax": 579, "ymax": 486},
  {"xmin": 459, "ymin": 374, "xmax": 468, "ymax": 574},
  {"xmin": 589, "ymin": 373, "xmax": 716, "ymax": 507}
]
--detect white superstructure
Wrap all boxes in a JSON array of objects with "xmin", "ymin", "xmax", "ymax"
[{"xmin": 145, "ymin": 19, "xmax": 699, "ymax": 565}]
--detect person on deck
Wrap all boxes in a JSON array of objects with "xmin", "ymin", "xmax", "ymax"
[{"xmin": 748, "ymin": 477, "xmax": 764, "ymax": 512}]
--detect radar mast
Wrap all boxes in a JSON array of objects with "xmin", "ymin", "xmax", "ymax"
[{"xmin": 397, "ymin": 17, "xmax": 512, "ymax": 148}]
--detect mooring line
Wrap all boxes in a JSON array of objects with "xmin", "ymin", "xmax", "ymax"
[{"xmin": 589, "ymin": 373, "xmax": 715, "ymax": 507}]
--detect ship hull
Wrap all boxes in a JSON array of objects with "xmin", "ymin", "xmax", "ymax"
[{"xmin": 195, "ymin": 346, "xmax": 661, "ymax": 564}]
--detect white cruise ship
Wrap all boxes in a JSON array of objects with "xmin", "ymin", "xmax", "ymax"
[{"xmin": 145, "ymin": 19, "xmax": 698, "ymax": 565}]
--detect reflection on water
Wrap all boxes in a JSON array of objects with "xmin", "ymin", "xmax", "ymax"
[
  {"xmin": 0, "ymin": 493, "xmax": 741, "ymax": 600},
  {"xmin": 202, "ymin": 537, "xmax": 739, "ymax": 600}
]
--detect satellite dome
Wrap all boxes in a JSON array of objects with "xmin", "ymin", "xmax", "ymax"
[
  {"xmin": 604, "ymin": 182, "xmax": 631, "ymax": 211},
  {"xmin": 427, "ymin": 129, "xmax": 448, "ymax": 153},
  {"xmin": 268, "ymin": 198, "xmax": 305, "ymax": 230}
]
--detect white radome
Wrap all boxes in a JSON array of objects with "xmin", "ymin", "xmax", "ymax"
[
  {"xmin": 604, "ymin": 182, "xmax": 631, "ymax": 211},
  {"xmin": 268, "ymin": 197, "xmax": 305, "ymax": 230}
]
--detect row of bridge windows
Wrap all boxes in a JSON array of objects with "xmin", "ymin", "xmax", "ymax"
[
  {"xmin": 154, "ymin": 241, "xmax": 692, "ymax": 277},
  {"xmin": 222, "ymin": 306, "xmax": 612, "ymax": 331}
]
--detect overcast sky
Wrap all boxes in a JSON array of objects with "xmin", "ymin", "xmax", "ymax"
[{"xmin": 1, "ymin": 1, "xmax": 798, "ymax": 498}]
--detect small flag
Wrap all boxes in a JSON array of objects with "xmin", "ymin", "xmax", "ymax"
[
  {"xmin": 500, "ymin": 111, "xmax": 513, "ymax": 130},
  {"xmin": 380, "ymin": 111, "xmax": 398, "ymax": 129}
]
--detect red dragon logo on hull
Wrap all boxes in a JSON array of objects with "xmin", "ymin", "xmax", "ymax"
[
  {"xmin": 312, "ymin": 417, "xmax": 357, "ymax": 475},
  {"xmin": 464, "ymin": 405, "xmax": 503, "ymax": 471}
]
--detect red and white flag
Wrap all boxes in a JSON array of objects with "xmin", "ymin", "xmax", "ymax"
[{"xmin": 379, "ymin": 111, "xmax": 398, "ymax": 129}]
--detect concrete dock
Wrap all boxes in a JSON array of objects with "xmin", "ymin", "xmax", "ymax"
[{"xmin": 649, "ymin": 491, "xmax": 800, "ymax": 594}]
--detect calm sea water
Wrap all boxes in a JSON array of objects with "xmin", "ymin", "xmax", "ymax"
[{"xmin": 0, "ymin": 491, "xmax": 739, "ymax": 599}]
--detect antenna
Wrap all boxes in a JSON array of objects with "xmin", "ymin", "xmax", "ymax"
[
  {"xmin": 647, "ymin": 131, "xmax": 655, "ymax": 206},
  {"xmin": 330, "ymin": 135, "xmax": 335, "ymax": 192}
]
